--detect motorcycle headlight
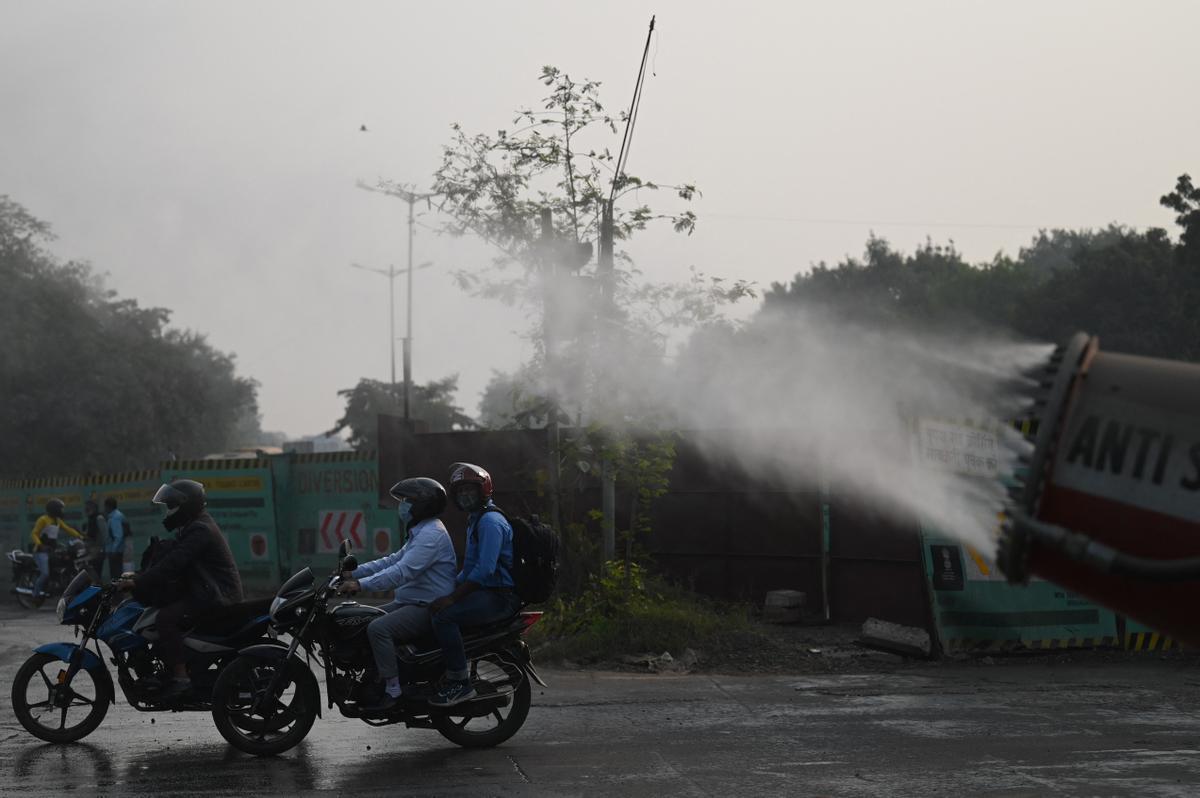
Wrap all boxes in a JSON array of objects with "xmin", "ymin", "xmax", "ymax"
[{"xmin": 55, "ymin": 597, "xmax": 67, "ymax": 623}]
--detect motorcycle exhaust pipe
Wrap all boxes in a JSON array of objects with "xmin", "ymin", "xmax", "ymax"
[{"xmin": 996, "ymin": 333, "xmax": 1200, "ymax": 646}]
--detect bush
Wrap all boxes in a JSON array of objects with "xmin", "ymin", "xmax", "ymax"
[{"xmin": 527, "ymin": 562, "xmax": 753, "ymax": 663}]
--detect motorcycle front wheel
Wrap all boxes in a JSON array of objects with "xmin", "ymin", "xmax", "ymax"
[
  {"xmin": 211, "ymin": 655, "xmax": 319, "ymax": 757},
  {"xmin": 434, "ymin": 655, "xmax": 532, "ymax": 748},
  {"xmin": 14, "ymin": 570, "xmax": 45, "ymax": 610},
  {"xmin": 11, "ymin": 653, "xmax": 110, "ymax": 743}
]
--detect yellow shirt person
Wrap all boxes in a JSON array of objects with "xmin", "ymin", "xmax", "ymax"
[{"xmin": 30, "ymin": 512, "xmax": 83, "ymax": 549}]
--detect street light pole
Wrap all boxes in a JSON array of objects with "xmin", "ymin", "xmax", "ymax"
[
  {"xmin": 357, "ymin": 181, "xmax": 439, "ymax": 423},
  {"xmin": 389, "ymin": 263, "xmax": 397, "ymax": 393},
  {"xmin": 404, "ymin": 198, "xmax": 415, "ymax": 422},
  {"xmin": 349, "ymin": 260, "xmax": 432, "ymax": 414}
]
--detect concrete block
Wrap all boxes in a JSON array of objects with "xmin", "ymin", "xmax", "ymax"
[
  {"xmin": 763, "ymin": 589, "xmax": 806, "ymax": 624},
  {"xmin": 858, "ymin": 617, "xmax": 932, "ymax": 658}
]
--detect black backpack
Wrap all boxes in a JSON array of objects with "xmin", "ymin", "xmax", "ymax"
[{"xmin": 484, "ymin": 507, "xmax": 559, "ymax": 604}]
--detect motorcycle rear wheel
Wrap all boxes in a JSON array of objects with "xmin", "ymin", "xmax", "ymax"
[
  {"xmin": 434, "ymin": 656, "xmax": 532, "ymax": 749},
  {"xmin": 12, "ymin": 653, "xmax": 110, "ymax": 743},
  {"xmin": 211, "ymin": 655, "xmax": 319, "ymax": 757},
  {"xmin": 14, "ymin": 571, "xmax": 45, "ymax": 610}
]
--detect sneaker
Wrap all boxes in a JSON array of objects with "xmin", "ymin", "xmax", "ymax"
[
  {"xmin": 361, "ymin": 692, "xmax": 399, "ymax": 712},
  {"xmin": 158, "ymin": 678, "xmax": 192, "ymax": 699},
  {"xmin": 428, "ymin": 679, "xmax": 476, "ymax": 707}
]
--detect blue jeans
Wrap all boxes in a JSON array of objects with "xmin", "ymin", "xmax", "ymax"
[
  {"xmin": 431, "ymin": 589, "xmax": 521, "ymax": 680},
  {"xmin": 33, "ymin": 552, "xmax": 50, "ymax": 596}
]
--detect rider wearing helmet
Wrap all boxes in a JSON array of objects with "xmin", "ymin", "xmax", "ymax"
[
  {"xmin": 337, "ymin": 477, "xmax": 456, "ymax": 710},
  {"xmin": 30, "ymin": 498, "xmax": 84, "ymax": 598},
  {"xmin": 117, "ymin": 479, "xmax": 243, "ymax": 697},
  {"xmin": 428, "ymin": 462, "xmax": 518, "ymax": 707}
]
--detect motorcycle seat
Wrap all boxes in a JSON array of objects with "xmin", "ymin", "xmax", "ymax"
[
  {"xmin": 187, "ymin": 598, "xmax": 274, "ymax": 637},
  {"xmin": 399, "ymin": 612, "xmax": 525, "ymax": 659}
]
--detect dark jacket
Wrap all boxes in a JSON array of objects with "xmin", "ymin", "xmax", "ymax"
[{"xmin": 133, "ymin": 511, "xmax": 243, "ymax": 607}]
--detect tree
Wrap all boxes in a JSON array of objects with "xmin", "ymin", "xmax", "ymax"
[
  {"xmin": 0, "ymin": 197, "xmax": 263, "ymax": 478},
  {"xmin": 759, "ymin": 174, "xmax": 1200, "ymax": 362},
  {"xmin": 426, "ymin": 66, "xmax": 753, "ymax": 586},
  {"xmin": 477, "ymin": 366, "xmax": 550, "ymax": 430},
  {"xmin": 431, "ymin": 66, "xmax": 752, "ymax": 421},
  {"xmin": 328, "ymin": 376, "xmax": 476, "ymax": 451},
  {"xmin": 1161, "ymin": 173, "xmax": 1200, "ymax": 265}
]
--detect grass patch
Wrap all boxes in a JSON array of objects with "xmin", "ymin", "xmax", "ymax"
[{"xmin": 527, "ymin": 562, "xmax": 754, "ymax": 664}]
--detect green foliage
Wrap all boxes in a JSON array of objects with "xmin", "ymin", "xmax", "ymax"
[
  {"xmin": 761, "ymin": 174, "xmax": 1200, "ymax": 362},
  {"xmin": 527, "ymin": 561, "xmax": 751, "ymax": 663},
  {"xmin": 0, "ymin": 196, "xmax": 262, "ymax": 478},
  {"xmin": 328, "ymin": 375, "xmax": 477, "ymax": 450},
  {"xmin": 476, "ymin": 365, "xmax": 552, "ymax": 430},
  {"xmin": 431, "ymin": 65, "xmax": 755, "ymax": 595},
  {"xmin": 433, "ymin": 65, "xmax": 700, "ymax": 271},
  {"xmin": 432, "ymin": 65, "xmax": 753, "ymax": 425},
  {"xmin": 1160, "ymin": 173, "xmax": 1200, "ymax": 263}
]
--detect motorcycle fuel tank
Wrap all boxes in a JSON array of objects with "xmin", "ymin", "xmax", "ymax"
[{"xmin": 324, "ymin": 601, "xmax": 385, "ymax": 644}]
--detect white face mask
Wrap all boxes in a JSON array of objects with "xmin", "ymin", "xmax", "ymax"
[{"xmin": 397, "ymin": 500, "xmax": 413, "ymax": 526}]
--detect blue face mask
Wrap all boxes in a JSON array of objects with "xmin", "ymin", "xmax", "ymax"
[{"xmin": 397, "ymin": 500, "xmax": 413, "ymax": 527}]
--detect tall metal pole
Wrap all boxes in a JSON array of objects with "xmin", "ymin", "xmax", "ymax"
[
  {"xmin": 389, "ymin": 265, "xmax": 397, "ymax": 397},
  {"xmin": 356, "ymin": 181, "xmax": 439, "ymax": 423},
  {"xmin": 404, "ymin": 197, "xmax": 415, "ymax": 422},
  {"xmin": 599, "ymin": 203, "xmax": 616, "ymax": 562},
  {"xmin": 599, "ymin": 15, "xmax": 655, "ymax": 566},
  {"xmin": 541, "ymin": 208, "xmax": 562, "ymax": 536}
]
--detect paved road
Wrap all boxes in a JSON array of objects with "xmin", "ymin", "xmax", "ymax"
[{"xmin": 1, "ymin": 605, "xmax": 1198, "ymax": 796}]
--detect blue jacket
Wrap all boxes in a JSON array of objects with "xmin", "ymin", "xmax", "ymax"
[
  {"xmin": 353, "ymin": 518, "xmax": 457, "ymax": 605},
  {"xmin": 104, "ymin": 509, "xmax": 127, "ymax": 554},
  {"xmin": 459, "ymin": 502, "xmax": 514, "ymax": 589}
]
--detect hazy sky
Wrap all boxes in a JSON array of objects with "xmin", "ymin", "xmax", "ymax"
[{"xmin": 3, "ymin": 1, "xmax": 1197, "ymax": 438}]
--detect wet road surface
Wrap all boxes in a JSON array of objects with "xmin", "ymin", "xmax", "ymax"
[{"xmin": 1, "ymin": 606, "xmax": 1199, "ymax": 796}]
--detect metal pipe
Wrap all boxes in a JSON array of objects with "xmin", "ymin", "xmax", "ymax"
[{"xmin": 1008, "ymin": 511, "xmax": 1200, "ymax": 583}]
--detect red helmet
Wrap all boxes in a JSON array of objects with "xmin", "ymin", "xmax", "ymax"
[{"xmin": 448, "ymin": 462, "xmax": 493, "ymax": 500}]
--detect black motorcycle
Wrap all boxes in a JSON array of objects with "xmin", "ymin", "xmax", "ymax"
[
  {"xmin": 8, "ymin": 540, "xmax": 90, "ymax": 610},
  {"xmin": 209, "ymin": 540, "xmax": 547, "ymax": 757}
]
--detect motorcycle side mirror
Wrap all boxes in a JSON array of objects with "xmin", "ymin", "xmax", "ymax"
[
  {"xmin": 341, "ymin": 555, "xmax": 358, "ymax": 572},
  {"xmin": 337, "ymin": 539, "xmax": 351, "ymax": 558}
]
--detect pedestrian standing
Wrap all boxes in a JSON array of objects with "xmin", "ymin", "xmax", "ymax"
[{"xmin": 103, "ymin": 497, "xmax": 128, "ymax": 580}]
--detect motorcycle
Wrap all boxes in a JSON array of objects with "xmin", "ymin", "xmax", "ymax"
[
  {"xmin": 209, "ymin": 540, "xmax": 547, "ymax": 757},
  {"xmin": 10, "ymin": 569, "xmax": 273, "ymax": 743},
  {"xmin": 8, "ymin": 540, "xmax": 90, "ymax": 610}
]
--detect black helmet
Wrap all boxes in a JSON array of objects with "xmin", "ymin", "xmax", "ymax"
[
  {"xmin": 45, "ymin": 498, "xmax": 65, "ymax": 518},
  {"xmin": 152, "ymin": 479, "xmax": 207, "ymax": 530},
  {"xmin": 388, "ymin": 477, "xmax": 447, "ymax": 523}
]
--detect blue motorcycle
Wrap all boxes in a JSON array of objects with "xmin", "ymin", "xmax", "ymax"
[{"xmin": 10, "ymin": 570, "xmax": 273, "ymax": 743}]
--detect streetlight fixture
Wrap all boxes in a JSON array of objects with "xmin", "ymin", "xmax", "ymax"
[
  {"xmin": 349, "ymin": 260, "xmax": 433, "ymax": 421},
  {"xmin": 356, "ymin": 180, "xmax": 441, "ymax": 423}
]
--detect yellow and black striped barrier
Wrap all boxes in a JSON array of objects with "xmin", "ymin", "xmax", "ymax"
[
  {"xmin": 1124, "ymin": 632, "xmax": 1180, "ymax": 652},
  {"xmin": 292, "ymin": 451, "xmax": 375, "ymax": 464},
  {"xmin": 945, "ymin": 636, "xmax": 1118, "ymax": 653},
  {"xmin": 947, "ymin": 634, "xmax": 1185, "ymax": 653},
  {"xmin": 161, "ymin": 459, "xmax": 269, "ymax": 470},
  {"xmin": 78, "ymin": 470, "xmax": 158, "ymax": 486}
]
